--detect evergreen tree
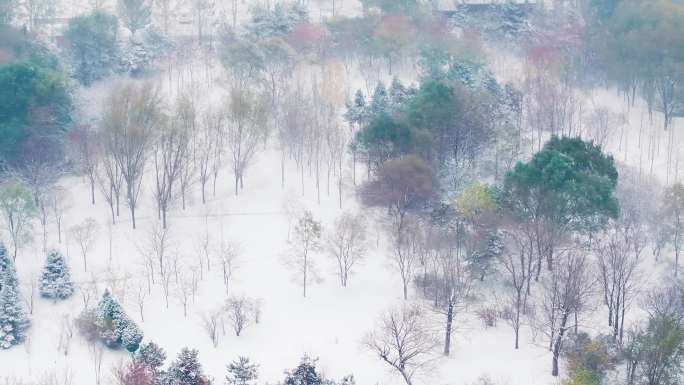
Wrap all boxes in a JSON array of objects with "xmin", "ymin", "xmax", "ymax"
[
  {"xmin": 283, "ymin": 355, "xmax": 324, "ymax": 385},
  {"xmin": 39, "ymin": 250, "xmax": 74, "ymax": 300},
  {"xmin": 0, "ymin": 258, "xmax": 29, "ymax": 349},
  {"xmin": 96, "ymin": 290, "xmax": 144, "ymax": 352},
  {"xmin": 0, "ymin": 242, "xmax": 8, "ymax": 291},
  {"xmin": 225, "ymin": 356, "xmax": 258, "ymax": 385},
  {"xmin": 369, "ymin": 81, "xmax": 389, "ymax": 118},
  {"xmin": 136, "ymin": 341, "xmax": 167, "ymax": 374},
  {"xmin": 343, "ymin": 89, "xmax": 368, "ymax": 128},
  {"xmin": 166, "ymin": 348, "xmax": 209, "ymax": 385}
]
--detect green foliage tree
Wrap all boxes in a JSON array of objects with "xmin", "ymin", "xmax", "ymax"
[
  {"xmin": 503, "ymin": 136, "xmax": 618, "ymax": 275},
  {"xmin": 64, "ymin": 11, "xmax": 120, "ymax": 85},
  {"xmin": 0, "ymin": 61, "xmax": 71, "ymax": 164}
]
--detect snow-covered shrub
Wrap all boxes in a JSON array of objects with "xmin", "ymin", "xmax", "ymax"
[
  {"xmin": 39, "ymin": 250, "xmax": 74, "ymax": 300},
  {"xmin": 120, "ymin": 28, "xmax": 172, "ymax": 77}
]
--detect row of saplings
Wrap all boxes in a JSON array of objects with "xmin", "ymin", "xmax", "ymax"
[{"xmin": 114, "ymin": 343, "xmax": 356, "ymax": 385}]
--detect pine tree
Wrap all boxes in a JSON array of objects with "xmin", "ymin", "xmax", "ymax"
[
  {"xmin": 39, "ymin": 250, "xmax": 74, "ymax": 300},
  {"xmin": 283, "ymin": 355, "xmax": 324, "ymax": 385},
  {"xmin": 166, "ymin": 348, "xmax": 209, "ymax": 385},
  {"xmin": 225, "ymin": 356, "xmax": 258, "ymax": 385},
  {"xmin": 136, "ymin": 341, "xmax": 167, "ymax": 373},
  {"xmin": 0, "ymin": 258, "xmax": 30, "ymax": 349}
]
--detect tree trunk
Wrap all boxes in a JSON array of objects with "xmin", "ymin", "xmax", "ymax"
[
  {"xmin": 130, "ymin": 205, "xmax": 137, "ymax": 229},
  {"xmin": 444, "ymin": 301, "xmax": 454, "ymax": 355},
  {"xmin": 552, "ymin": 312, "xmax": 569, "ymax": 376},
  {"xmin": 90, "ymin": 180, "xmax": 96, "ymax": 205}
]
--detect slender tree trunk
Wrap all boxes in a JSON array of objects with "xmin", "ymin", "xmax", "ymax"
[
  {"xmin": 444, "ymin": 301, "xmax": 454, "ymax": 355},
  {"xmin": 552, "ymin": 312, "xmax": 569, "ymax": 376},
  {"xmin": 130, "ymin": 204, "xmax": 137, "ymax": 229},
  {"xmin": 90, "ymin": 180, "xmax": 95, "ymax": 205}
]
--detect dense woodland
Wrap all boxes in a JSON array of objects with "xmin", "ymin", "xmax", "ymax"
[{"xmin": 0, "ymin": 0, "xmax": 683, "ymax": 385}]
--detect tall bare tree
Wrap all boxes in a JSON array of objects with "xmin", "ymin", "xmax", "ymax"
[
  {"xmin": 101, "ymin": 84, "xmax": 161, "ymax": 229},
  {"xmin": 96, "ymin": 151, "xmax": 124, "ymax": 224},
  {"xmin": 70, "ymin": 218, "xmax": 99, "ymax": 272},
  {"xmin": 541, "ymin": 250, "xmax": 595, "ymax": 377},
  {"xmin": 500, "ymin": 229, "xmax": 532, "ymax": 349},
  {"xmin": 325, "ymin": 212, "xmax": 367, "ymax": 287},
  {"xmin": 69, "ymin": 124, "xmax": 100, "ymax": 206},
  {"xmin": 226, "ymin": 88, "xmax": 269, "ymax": 195},
  {"xmin": 286, "ymin": 210, "xmax": 322, "ymax": 298},
  {"xmin": 197, "ymin": 108, "xmax": 221, "ymax": 204},
  {"xmin": 595, "ymin": 228, "xmax": 640, "ymax": 344},
  {"xmin": 153, "ymin": 97, "xmax": 192, "ymax": 228}
]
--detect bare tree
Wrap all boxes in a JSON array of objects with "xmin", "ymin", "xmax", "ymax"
[
  {"xmin": 541, "ymin": 250, "xmax": 595, "ymax": 377},
  {"xmin": 202, "ymin": 309, "xmax": 222, "ymax": 348},
  {"xmin": 175, "ymin": 96, "xmax": 197, "ymax": 210},
  {"xmin": 57, "ymin": 315, "xmax": 74, "ymax": 356},
  {"xmin": 215, "ymin": 241, "xmax": 239, "ymax": 294},
  {"xmin": 326, "ymin": 212, "xmax": 367, "ymax": 287},
  {"xmin": 70, "ymin": 218, "xmax": 99, "ymax": 272},
  {"xmin": 500, "ymin": 230, "xmax": 532, "ymax": 349},
  {"xmin": 389, "ymin": 215, "xmax": 423, "ymax": 300},
  {"xmin": 175, "ymin": 269, "xmax": 193, "ymax": 317},
  {"xmin": 595, "ymin": 229, "xmax": 640, "ymax": 344},
  {"xmin": 153, "ymin": 97, "xmax": 192, "ymax": 228},
  {"xmin": 101, "ymin": 84, "xmax": 161, "ymax": 229},
  {"xmin": 132, "ymin": 280, "xmax": 147, "ymax": 322},
  {"xmin": 0, "ymin": 179, "xmax": 37, "ymax": 260},
  {"xmin": 285, "ymin": 210, "xmax": 322, "ymax": 298},
  {"xmin": 89, "ymin": 343, "xmax": 104, "ymax": 385},
  {"xmin": 364, "ymin": 304, "xmax": 438, "ymax": 385},
  {"xmin": 196, "ymin": 109, "xmax": 220, "ymax": 204},
  {"xmin": 96, "ymin": 149, "xmax": 124, "ymax": 224},
  {"xmin": 225, "ymin": 295, "xmax": 252, "ymax": 336},
  {"xmin": 226, "ymin": 88, "xmax": 269, "ymax": 195},
  {"xmin": 68, "ymin": 124, "xmax": 100, "ymax": 206},
  {"xmin": 137, "ymin": 220, "xmax": 171, "ymax": 284},
  {"xmin": 50, "ymin": 187, "xmax": 70, "ymax": 244}
]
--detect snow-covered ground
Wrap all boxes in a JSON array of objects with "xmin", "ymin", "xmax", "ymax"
[{"xmin": 3, "ymin": 147, "xmax": 558, "ymax": 385}]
